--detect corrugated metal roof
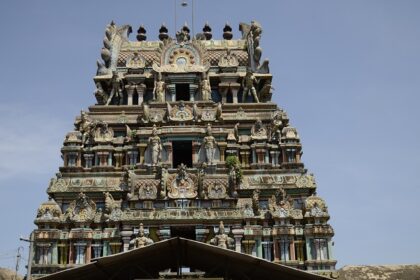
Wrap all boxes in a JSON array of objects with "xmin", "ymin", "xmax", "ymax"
[{"xmin": 40, "ymin": 237, "xmax": 331, "ymax": 280}]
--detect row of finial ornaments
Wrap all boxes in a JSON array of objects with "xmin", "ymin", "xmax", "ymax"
[{"xmin": 135, "ymin": 22, "xmax": 236, "ymax": 42}]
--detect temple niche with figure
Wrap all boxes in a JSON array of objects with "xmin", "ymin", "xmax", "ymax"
[{"xmin": 30, "ymin": 20, "xmax": 337, "ymax": 279}]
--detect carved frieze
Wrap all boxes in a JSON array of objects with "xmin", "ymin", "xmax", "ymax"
[
  {"xmin": 242, "ymin": 174, "xmax": 316, "ymax": 189},
  {"xmin": 49, "ymin": 177, "xmax": 122, "ymax": 192}
]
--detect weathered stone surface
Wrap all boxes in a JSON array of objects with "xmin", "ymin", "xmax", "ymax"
[
  {"xmin": 338, "ymin": 264, "xmax": 420, "ymax": 280},
  {"xmin": 0, "ymin": 268, "xmax": 23, "ymax": 280}
]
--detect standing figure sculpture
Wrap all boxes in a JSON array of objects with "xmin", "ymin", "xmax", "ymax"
[
  {"xmin": 200, "ymin": 72, "xmax": 211, "ymax": 101},
  {"xmin": 242, "ymin": 70, "xmax": 259, "ymax": 103},
  {"xmin": 209, "ymin": 221, "xmax": 234, "ymax": 249},
  {"xmin": 130, "ymin": 223, "xmax": 154, "ymax": 249},
  {"xmin": 153, "ymin": 72, "xmax": 166, "ymax": 102},
  {"xmin": 76, "ymin": 111, "xmax": 95, "ymax": 146},
  {"xmin": 203, "ymin": 124, "xmax": 217, "ymax": 165},
  {"xmin": 106, "ymin": 71, "xmax": 123, "ymax": 105},
  {"xmin": 148, "ymin": 125, "xmax": 162, "ymax": 166}
]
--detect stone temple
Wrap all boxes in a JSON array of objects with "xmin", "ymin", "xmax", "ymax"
[{"xmin": 30, "ymin": 21, "xmax": 337, "ymax": 279}]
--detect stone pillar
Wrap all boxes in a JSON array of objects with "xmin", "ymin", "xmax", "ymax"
[
  {"xmin": 255, "ymin": 237, "xmax": 263, "ymax": 258},
  {"xmin": 77, "ymin": 152, "xmax": 82, "ymax": 167},
  {"xmin": 232, "ymin": 228, "xmax": 244, "ymax": 253},
  {"xmin": 242, "ymin": 239, "xmax": 255, "ymax": 255},
  {"xmin": 102, "ymin": 241, "xmax": 110, "ymax": 257},
  {"xmin": 136, "ymin": 83, "xmax": 146, "ymax": 106},
  {"xmin": 138, "ymin": 143, "xmax": 148, "ymax": 166},
  {"xmin": 230, "ymin": 83, "xmax": 241, "ymax": 104},
  {"xmin": 68, "ymin": 241, "xmax": 74, "ymax": 264},
  {"xmin": 114, "ymin": 152, "xmax": 123, "ymax": 169},
  {"xmin": 251, "ymin": 147, "xmax": 256, "ymax": 164},
  {"xmin": 192, "ymin": 141, "xmax": 201, "ymax": 166},
  {"xmin": 327, "ymin": 237, "xmax": 334, "ymax": 260},
  {"xmin": 84, "ymin": 153, "xmax": 94, "ymax": 169},
  {"xmin": 262, "ymin": 241, "xmax": 272, "ymax": 261},
  {"xmin": 121, "ymin": 225, "xmax": 133, "ymax": 252},
  {"xmin": 305, "ymin": 238, "xmax": 312, "ymax": 261},
  {"xmin": 273, "ymin": 238, "xmax": 279, "ymax": 261},
  {"xmin": 125, "ymin": 85, "xmax": 135, "ymax": 105},
  {"xmin": 218, "ymin": 142, "xmax": 227, "ymax": 163},
  {"xmin": 167, "ymin": 84, "xmax": 176, "ymax": 101},
  {"xmin": 86, "ymin": 241, "xmax": 92, "ymax": 263},
  {"xmin": 190, "ymin": 84, "xmax": 198, "ymax": 101},
  {"xmin": 289, "ymin": 238, "xmax": 296, "ymax": 261},
  {"xmin": 51, "ymin": 242, "xmax": 58, "ymax": 264},
  {"xmin": 218, "ymin": 83, "xmax": 229, "ymax": 103},
  {"xmin": 163, "ymin": 142, "xmax": 172, "ymax": 166}
]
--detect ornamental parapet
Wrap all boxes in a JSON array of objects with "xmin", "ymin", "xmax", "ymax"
[
  {"xmin": 272, "ymin": 225, "xmax": 295, "ymax": 236},
  {"xmin": 123, "ymin": 208, "xmax": 244, "ymax": 221},
  {"xmin": 34, "ymin": 230, "xmax": 61, "ymax": 240},
  {"xmin": 304, "ymin": 224, "xmax": 334, "ymax": 236},
  {"xmin": 68, "ymin": 229, "xmax": 93, "ymax": 240}
]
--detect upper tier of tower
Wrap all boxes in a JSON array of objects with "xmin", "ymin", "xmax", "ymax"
[{"xmin": 94, "ymin": 21, "xmax": 272, "ymax": 106}]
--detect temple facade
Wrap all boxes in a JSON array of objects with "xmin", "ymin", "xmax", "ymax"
[{"xmin": 30, "ymin": 21, "xmax": 336, "ymax": 279}]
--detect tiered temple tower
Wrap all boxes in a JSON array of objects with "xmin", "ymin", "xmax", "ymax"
[{"xmin": 30, "ymin": 21, "xmax": 336, "ymax": 278}]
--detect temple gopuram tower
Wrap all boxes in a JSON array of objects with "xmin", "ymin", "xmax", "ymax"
[{"xmin": 30, "ymin": 21, "xmax": 336, "ymax": 278}]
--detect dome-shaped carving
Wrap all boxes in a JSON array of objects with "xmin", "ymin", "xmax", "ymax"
[
  {"xmin": 305, "ymin": 194, "xmax": 329, "ymax": 217},
  {"xmin": 35, "ymin": 197, "xmax": 62, "ymax": 223}
]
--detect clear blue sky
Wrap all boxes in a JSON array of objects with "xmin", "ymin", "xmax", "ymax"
[{"xmin": 0, "ymin": 0, "xmax": 419, "ymax": 272}]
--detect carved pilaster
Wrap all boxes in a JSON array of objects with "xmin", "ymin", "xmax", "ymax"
[{"xmin": 232, "ymin": 227, "xmax": 244, "ymax": 253}]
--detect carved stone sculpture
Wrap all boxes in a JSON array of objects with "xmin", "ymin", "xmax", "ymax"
[
  {"xmin": 148, "ymin": 125, "xmax": 162, "ymax": 165},
  {"xmin": 94, "ymin": 82, "xmax": 108, "ymax": 105},
  {"xmin": 167, "ymin": 164, "xmax": 197, "ymax": 199},
  {"xmin": 242, "ymin": 70, "xmax": 259, "ymax": 103},
  {"xmin": 153, "ymin": 72, "xmax": 166, "ymax": 102},
  {"xmin": 252, "ymin": 189, "xmax": 260, "ymax": 216},
  {"xmin": 209, "ymin": 221, "xmax": 234, "ymax": 249},
  {"xmin": 200, "ymin": 72, "xmax": 211, "ymax": 101},
  {"xmin": 104, "ymin": 192, "xmax": 123, "ymax": 221},
  {"xmin": 106, "ymin": 71, "xmax": 123, "ymax": 105},
  {"xmin": 203, "ymin": 124, "xmax": 217, "ymax": 165},
  {"xmin": 130, "ymin": 223, "xmax": 154, "ymax": 249},
  {"xmin": 251, "ymin": 119, "xmax": 268, "ymax": 140},
  {"xmin": 142, "ymin": 102, "xmax": 150, "ymax": 123},
  {"xmin": 64, "ymin": 192, "xmax": 96, "ymax": 224}
]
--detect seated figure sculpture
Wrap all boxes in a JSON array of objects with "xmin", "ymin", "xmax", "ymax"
[
  {"xmin": 209, "ymin": 221, "xmax": 234, "ymax": 249},
  {"xmin": 130, "ymin": 223, "xmax": 154, "ymax": 249}
]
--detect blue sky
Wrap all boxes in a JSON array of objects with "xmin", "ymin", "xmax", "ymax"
[{"xmin": 0, "ymin": 0, "xmax": 419, "ymax": 273}]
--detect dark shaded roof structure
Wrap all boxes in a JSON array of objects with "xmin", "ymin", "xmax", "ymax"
[{"xmin": 39, "ymin": 238, "xmax": 330, "ymax": 280}]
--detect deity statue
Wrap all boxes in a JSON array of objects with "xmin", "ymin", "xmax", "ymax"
[
  {"xmin": 209, "ymin": 221, "xmax": 234, "ymax": 249},
  {"xmin": 153, "ymin": 72, "xmax": 166, "ymax": 102},
  {"xmin": 94, "ymin": 82, "xmax": 108, "ymax": 105},
  {"xmin": 130, "ymin": 223, "xmax": 154, "ymax": 249},
  {"xmin": 270, "ymin": 110, "xmax": 283, "ymax": 141},
  {"xmin": 251, "ymin": 118, "xmax": 268, "ymax": 140},
  {"xmin": 76, "ymin": 111, "xmax": 94, "ymax": 145},
  {"xmin": 203, "ymin": 124, "xmax": 217, "ymax": 165},
  {"xmin": 242, "ymin": 70, "xmax": 259, "ymax": 103},
  {"xmin": 148, "ymin": 125, "xmax": 162, "ymax": 166},
  {"xmin": 252, "ymin": 189, "xmax": 260, "ymax": 216},
  {"xmin": 106, "ymin": 71, "xmax": 123, "ymax": 105},
  {"xmin": 200, "ymin": 72, "xmax": 211, "ymax": 101}
]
